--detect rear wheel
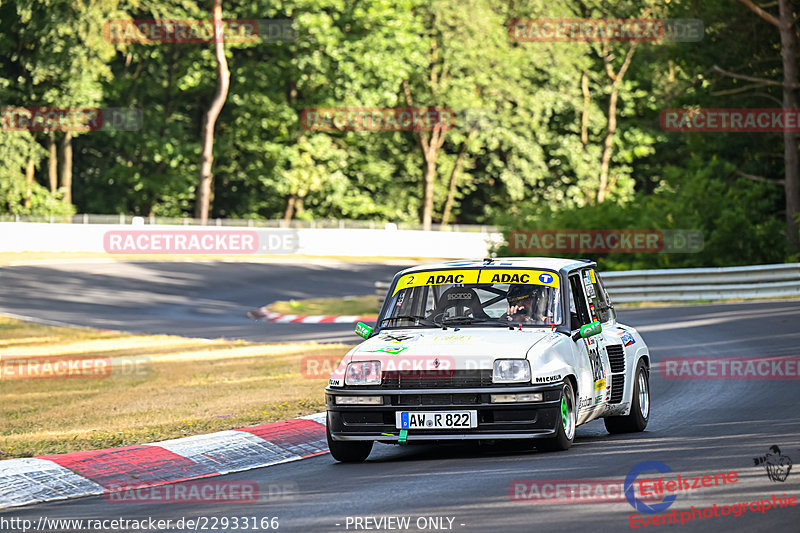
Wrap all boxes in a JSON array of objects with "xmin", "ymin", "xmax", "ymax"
[
  {"xmin": 326, "ymin": 421, "xmax": 373, "ymax": 462},
  {"xmin": 537, "ymin": 380, "xmax": 576, "ymax": 452},
  {"xmin": 604, "ymin": 360, "xmax": 649, "ymax": 434}
]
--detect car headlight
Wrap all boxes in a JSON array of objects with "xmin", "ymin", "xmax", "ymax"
[
  {"xmin": 345, "ymin": 361, "xmax": 382, "ymax": 386},
  {"xmin": 492, "ymin": 359, "xmax": 531, "ymax": 383}
]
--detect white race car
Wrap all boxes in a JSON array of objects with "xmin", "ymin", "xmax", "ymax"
[{"xmin": 326, "ymin": 257, "xmax": 650, "ymax": 462}]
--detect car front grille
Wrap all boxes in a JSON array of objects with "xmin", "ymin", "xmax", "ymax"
[
  {"xmin": 395, "ymin": 393, "xmax": 481, "ymax": 406},
  {"xmin": 607, "ymin": 344, "xmax": 625, "ymax": 373},
  {"xmin": 379, "ymin": 370, "xmax": 517, "ymax": 389}
]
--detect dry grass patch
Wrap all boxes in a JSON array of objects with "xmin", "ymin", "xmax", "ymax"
[
  {"xmin": 267, "ymin": 295, "xmax": 379, "ymax": 316},
  {"xmin": 0, "ymin": 316, "xmax": 347, "ymax": 458}
]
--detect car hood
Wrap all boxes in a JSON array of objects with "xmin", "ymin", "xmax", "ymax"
[{"xmin": 346, "ymin": 327, "xmax": 557, "ymax": 370}]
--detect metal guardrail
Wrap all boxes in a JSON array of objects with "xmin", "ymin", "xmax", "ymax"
[
  {"xmin": 373, "ymin": 263, "xmax": 800, "ymax": 307},
  {"xmin": 0, "ymin": 214, "xmax": 497, "ymax": 233},
  {"xmin": 602, "ymin": 263, "xmax": 800, "ymax": 302}
]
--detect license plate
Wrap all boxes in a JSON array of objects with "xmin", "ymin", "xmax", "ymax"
[{"xmin": 396, "ymin": 411, "xmax": 477, "ymax": 429}]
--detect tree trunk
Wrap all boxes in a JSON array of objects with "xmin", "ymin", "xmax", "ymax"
[
  {"xmin": 581, "ymin": 70, "xmax": 590, "ymax": 147},
  {"xmin": 581, "ymin": 69, "xmax": 594, "ymax": 205},
  {"xmin": 283, "ymin": 195, "xmax": 296, "ymax": 223},
  {"xmin": 597, "ymin": 90, "xmax": 619, "ymax": 204},
  {"xmin": 60, "ymin": 131, "xmax": 73, "ymax": 205},
  {"xmin": 421, "ymin": 158, "xmax": 437, "ymax": 229},
  {"xmin": 48, "ymin": 133, "xmax": 58, "ymax": 192},
  {"xmin": 597, "ymin": 44, "xmax": 637, "ymax": 204},
  {"xmin": 442, "ymin": 127, "xmax": 477, "ymax": 226},
  {"xmin": 778, "ymin": 0, "xmax": 800, "ymax": 253},
  {"xmin": 24, "ymin": 158, "xmax": 35, "ymax": 208},
  {"xmin": 195, "ymin": 0, "xmax": 230, "ymax": 224},
  {"xmin": 402, "ymin": 80, "xmax": 447, "ymax": 231},
  {"xmin": 735, "ymin": 0, "xmax": 800, "ymax": 253}
]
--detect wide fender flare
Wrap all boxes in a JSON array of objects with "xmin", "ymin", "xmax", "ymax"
[{"xmin": 527, "ymin": 336, "xmax": 581, "ymax": 393}]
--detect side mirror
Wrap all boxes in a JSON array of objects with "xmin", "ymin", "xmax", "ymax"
[
  {"xmin": 571, "ymin": 320, "xmax": 602, "ymax": 341},
  {"xmin": 355, "ymin": 322, "xmax": 373, "ymax": 340}
]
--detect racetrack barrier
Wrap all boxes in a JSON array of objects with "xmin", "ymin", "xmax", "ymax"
[
  {"xmin": 375, "ymin": 263, "xmax": 800, "ymax": 304},
  {"xmin": 0, "ymin": 221, "xmax": 503, "ymax": 258}
]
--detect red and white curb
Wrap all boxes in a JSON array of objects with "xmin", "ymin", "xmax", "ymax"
[
  {"xmin": 247, "ymin": 306, "xmax": 376, "ymax": 324},
  {"xmin": 0, "ymin": 413, "xmax": 327, "ymax": 510}
]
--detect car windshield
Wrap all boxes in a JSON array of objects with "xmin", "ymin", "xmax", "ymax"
[{"xmin": 380, "ymin": 268, "xmax": 562, "ymax": 328}]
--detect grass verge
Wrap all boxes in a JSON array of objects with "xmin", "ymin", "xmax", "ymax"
[
  {"xmin": 0, "ymin": 316, "xmax": 347, "ymax": 459},
  {"xmin": 267, "ymin": 295, "xmax": 379, "ymax": 316}
]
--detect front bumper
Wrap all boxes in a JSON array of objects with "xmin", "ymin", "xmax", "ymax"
[{"xmin": 326, "ymin": 383, "xmax": 562, "ymax": 443}]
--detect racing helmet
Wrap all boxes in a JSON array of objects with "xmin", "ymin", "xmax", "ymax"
[{"xmin": 507, "ymin": 284, "xmax": 534, "ymax": 304}]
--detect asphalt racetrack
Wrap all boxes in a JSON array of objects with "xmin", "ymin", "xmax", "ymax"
[
  {"xmin": 0, "ymin": 260, "xmax": 410, "ymax": 343},
  {"xmin": 1, "ymin": 260, "xmax": 799, "ymax": 532}
]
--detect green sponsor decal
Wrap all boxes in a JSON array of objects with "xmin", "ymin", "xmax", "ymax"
[
  {"xmin": 355, "ymin": 321, "xmax": 373, "ymax": 339},
  {"xmin": 580, "ymin": 321, "xmax": 602, "ymax": 339},
  {"xmin": 362, "ymin": 345, "xmax": 408, "ymax": 355}
]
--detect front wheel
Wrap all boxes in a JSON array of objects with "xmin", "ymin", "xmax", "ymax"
[
  {"xmin": 537, "ymin": 380, "xmax": 576, "ymax": 452},
  {"xmin": 604, "ymin": 360, "xmax": 650, "ymax": 434},
  {"xmin": 326, "ymin": 421, "xmax": 373, "ymax": 462}
]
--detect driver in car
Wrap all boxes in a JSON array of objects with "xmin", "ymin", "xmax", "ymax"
[{"xmin": 506, "ymin": 284, "xmax": 548, "ymax": 323}]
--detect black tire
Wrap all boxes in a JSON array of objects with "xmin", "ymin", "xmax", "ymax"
[
  {"xmin": 604, "ymin": 360, "xmax": 650, "ymax": 434},
  {"xmin": 326, "ymin": 422, "xmax": 373, "ymax": 462},
  {"xmin": 537, "ymin": 380, "xmax": 576, "ymax": 452}
]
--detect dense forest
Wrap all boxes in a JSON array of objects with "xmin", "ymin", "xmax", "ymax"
[{"xmin": 1, "ymin": 0, "xmax": 798, "ymax": 268}]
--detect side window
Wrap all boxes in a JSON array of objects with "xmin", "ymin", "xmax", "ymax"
[
  {"xmin": 595, "ymin": 273, "xmax": 616, "ymax": 323},
  {"xmin": 568, "ymin": 274, "xmax": 592, "ymax": 329},
  {"xmin": 583, "ymin": 269, "xmax": 615, "ymax": 323}
]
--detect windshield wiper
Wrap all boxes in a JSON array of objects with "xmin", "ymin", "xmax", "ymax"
[{"xmin": 380, "ymin": 315, "xmax": 437, "ymax": 327}]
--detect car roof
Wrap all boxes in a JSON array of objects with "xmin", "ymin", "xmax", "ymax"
[{"xmin": 396, "ymin": 257, "xmax": 594, "ymax": 276}]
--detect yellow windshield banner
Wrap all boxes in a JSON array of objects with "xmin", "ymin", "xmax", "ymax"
[
  {"xmin": 477, "ymin": 269, "xmax": 560, "ymax": 289},
  {"xmin": 393, "ymin": 268, "xmax": 559, "ymax": 295},
  {"xmin": 393, "ymin": 270, "xmax": 480, "ymax": 295}
]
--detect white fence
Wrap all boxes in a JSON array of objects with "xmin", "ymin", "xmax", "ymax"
[
  {"xmin": 0, "ymin": 222, "xmax": 504, "ymax": 259},
  {"xmin": 0, "ymin": 214, "xmax": 498, "ymax": 233},
  {"xmin": 374, "ymin": 263, "xmax": 800, "ymax": 304}
]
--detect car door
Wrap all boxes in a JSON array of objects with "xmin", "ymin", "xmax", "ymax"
[
  {"xmin": 568, "ymin": 269, "xmax": 611, "ymax": 424},
  {"xmin": 584, "ymin": 269, "xmax": 630, "ymax": 410}
]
